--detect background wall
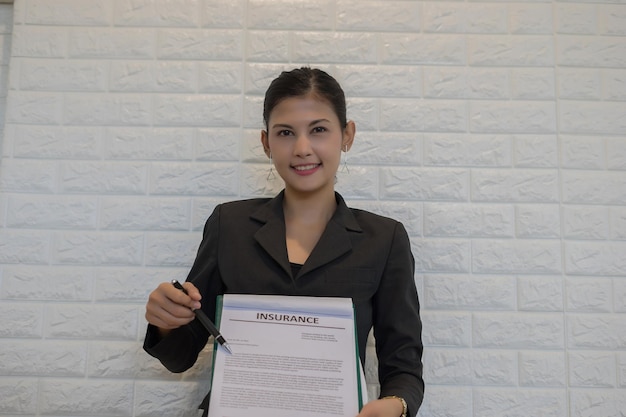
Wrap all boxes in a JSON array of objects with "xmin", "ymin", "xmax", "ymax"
[{"xmin": 0, "ymin": 0, "xmax": 625, "ymax": 416}]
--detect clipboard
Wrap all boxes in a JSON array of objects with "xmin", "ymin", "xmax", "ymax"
[{"xmin": 207, "ymin": 294, "xmax": 364, "ymax": 417}]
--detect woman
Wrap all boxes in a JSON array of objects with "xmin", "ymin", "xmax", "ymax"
[{"xmin": 144, "ymin": 67, "xmax": 424, "ymax": 417}]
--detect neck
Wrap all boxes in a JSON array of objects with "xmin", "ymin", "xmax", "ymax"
[{"xmin": 283, "ymin": 187, "xmax": 337, "ymax": 224}]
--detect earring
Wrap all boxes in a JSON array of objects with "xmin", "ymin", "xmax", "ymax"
[
  {"xmin": 340, "ymin": 145, "xmax": 349, "ymax": 173},
  {"xmin": 266, "ymin": 152, "xmax": 276, "ymax": 180}
]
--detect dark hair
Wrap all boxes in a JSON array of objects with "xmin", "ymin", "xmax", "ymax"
[{"xmin": 263, "ymin": 67, "xmax": 347, "ymax": 130}]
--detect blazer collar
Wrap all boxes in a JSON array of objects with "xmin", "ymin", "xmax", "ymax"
[{"xmin": 250, "ymin": 190, "xmax": 362, "ymax": 278}]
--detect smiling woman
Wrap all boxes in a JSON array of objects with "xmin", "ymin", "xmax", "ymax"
[{"xmin": 143, "ymin": 67, "xmax": 424, "ymax": 417}]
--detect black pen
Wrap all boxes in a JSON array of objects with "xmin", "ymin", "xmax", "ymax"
[{"xmin": 171, "ymin": 280, "xmax": 232, "ymax": 354}]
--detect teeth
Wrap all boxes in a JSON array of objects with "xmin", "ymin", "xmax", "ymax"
[{"xmin": 294, "ymin": 164, "xmax": 318, "ymax": 171}]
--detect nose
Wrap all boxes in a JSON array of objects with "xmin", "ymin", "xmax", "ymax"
[{"xmin": 293, "ymin": 133, "xmax": 313, "ymax": 157}]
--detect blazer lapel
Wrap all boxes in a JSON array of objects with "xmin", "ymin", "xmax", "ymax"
[
  {"xmin": 250, "ymin": 191, "xmax": 363, "ymax": 279},
  {"xmin": 251, "ymin": 191, "xmax": 292, "ymax": 277}
]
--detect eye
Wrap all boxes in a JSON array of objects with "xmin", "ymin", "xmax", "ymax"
[
  {"xmin": 276, "ymin": 129, "xmax": 294, "ymax": 137},
  {"xmin": 311, "ymin": 126, "xmax": 327, "ymax": 134}
]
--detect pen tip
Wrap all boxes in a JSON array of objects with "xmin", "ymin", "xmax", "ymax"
[{"xmin": 223, "ymin": 343, "xmax": 233, "ymax": 354}]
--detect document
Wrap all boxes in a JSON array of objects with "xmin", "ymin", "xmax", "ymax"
[{"xmin": 207, "ymin": 294, "xmax": 362, "ymax": 417}]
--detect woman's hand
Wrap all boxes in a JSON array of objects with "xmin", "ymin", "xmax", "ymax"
[
  {"xmin": 145, "ymin": 281, "xmax": 202, "ymax": 337},
  {"xmin": 356, "ymin": 398, "xmax": 404, "ymax": 417}
]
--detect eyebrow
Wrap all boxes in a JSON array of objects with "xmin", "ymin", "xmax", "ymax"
[{"xmin": 271, "ymin": 119, "xmax": 331, "ymax": 129}]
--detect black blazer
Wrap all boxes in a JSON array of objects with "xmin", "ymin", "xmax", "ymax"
[{"xmin": 144, "ymin": 191, "xmax": 424, "ymax": 415}]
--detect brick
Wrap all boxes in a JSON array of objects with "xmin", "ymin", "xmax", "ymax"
[
  {"xmin": 337, "ymin": 65, "xmax": 421, "ymax": 98},
  {"xmin": 0, "ymin": 159, "xmax": 57, "ymax": 193},
  {"xmin": 558, "ymin": 36, "xmax": 626, "ymax": 68},
  {"xmin": 154, "ymin": 94, "xmax": 241, "ymax": 127},
  {"xmin": 474, "ymin": 312, "xmax": 564, "ymax": 349},
  {"xmin": 599, "ymin": 4, "xmax": 626, "ymax": 36},
  {"xmin": 510, "ymin": 3, "xmax": 553, "ymax": 34},
  {"xmin": 567, "ymin": 315, "xmax": 626, "ymax": 349},
  {"xmin": 7, "ymin": 194, "xmax": 97, "ymax": 229},
  {"xmin": 348, "ymin": 200, "xmax": 422, "ymax": 237},
  {"xmin": 610, "ymin": 207, "xmax": 626, "ymax": 240},
  {"xmin": 0, "ymin": 229, "xmax": 49, "ymax": 264},
  {"xmin": 473, "ymin": 239, "xmax": 561, "ymax": 274},
  {"xmin": 468, "ymin": 35, "xmax": 554, "ymax": 67},
  {"xmin": 381, "ymin": 33, "xmax": 465, "ymax": 65},
  {"xmin": 100, "ymin": 197, "xmax": 190, "ymax": 231},
  {"xmin": 114, "ymin": 0, "xmax": 199, "ymax": 27},
  {"xmin": 11, "ymin": 25, "xmax": 67, "ymax": 57},
  {"xmin": 570, "ymin": 389, "xmax": 626, "ymax": 417},
  {"xmin": 558, "ymin": 68, "xmax": 602, "ymax": 100},
  {"xmin": 26, "ymin": 0, "xmax": 112, "ymax": 25},
  {"xmin": 563, "ymin": 205, "xmax": 609, "ymax": 240},
  {"xmin": 556, "ymin": 3, "xmax": 596, "ymax": 35},
  {"xmin": 106, "ymin": 127, "xmax": 194, "ymax": 160},
  {"xmin": 39, "ymin": 378, "xmax": 133, "ymax": 415},
  {"xmin": 511, "ymin": 68, "xmax": 555, "ymax": 99},
  {"xmin": 603, "ymin": 69, "xmax": 626, "ymax": 101},
  {"xmin": 69, "ymin": 27, "xmax": 156, "ymax": 59},
  {"xmin": 20, "ymin": 58, "xmax": 107, "ymax": 91},
  {"xmin": 248, "ymin": 0, "xmax": 333, "ymax": 30},
  {"xmin": 616, "ymin": 279, "xmax": 626, "ymax": 313},
  {"xmin": 412, "ymin": 239, "xmax": 470, "ymax": 273},
  {"xmin": 198, "ymin": 62, "xmax": 243, "ymax": 93},
  {"xmin": 347, "ymin": 98, "xmax": 379, "ymax": 131},
  {"xmin": 619, "ymin": 353, "xmax": 626, "ymax": 387},
  {"xmin": 472, "ymin": 169, "xmax": 559, "ymax": 203},
  {"xmin": 565, "ymin": 241, "xmax": 626, "ymax": 276},
  {"xmin": 13, "ymin": 125, "xmax": 103, "ymax": 159},
  {"xmin": 150, "ymin": 162, "xmax": 239, "ymax": 196},
  {"xmin": 514, "ymin": 135, "xmax": 558, "ymax": 168},
  {"xmin": 418, "ymin": 386, "xmax": 472, "ymax": 417},
  {"xmin": 516, "ymin": 204, "xmax": 561, "ymax": 238},
  {"xmin": 0, "ymin": 379, "xmax": 38, "ymax": 414},
  {"xmin": 247, "ymin": 30, "xmax": 290, "ymax": 62},
  {"xmin": 337, "ymin": 0, "xmax": 420, "ymax": 32},
  {"xmin": 382, "ymin": 167, "xmax": 467, "ymax": 201},
  {"xmin": 563, "ymin": 171, "xmax": 626, "ymax": 205},
  {"xmin": 2, "ymin": 265, "xmax": 92, "ymax": 301},
  {"xmin": 94, "ymin": 266, "xmax": 187, "ymax": 302},
  {"xmin": 351, "ymin": 132, "xmax": 420, "ymax": 166},
  {"xmin": 240, "ymin": 162, "xmax": 285, "ymax": 198},
  {"xmin": 421, "ymin": 311, "xmax": 471, "ymax": 347},
  {"xmin": 52, "ymin": 231, "xmax": 144, "ymax": 266},
  {"xmin": 424, "ymin": 203, "xmax": 514, "ymax": 237},
  {"xmin": 518, "ymin": 276, "xmax": 564, "ymax": 312},
  {"xmin": 566, "ymin": 277, "xmax": 612, "ymax": 313},
  {"xmin": 191, "ymin": 197, "xmax": 228, "ymax": 231},
  {"xmin": 64, "ymin": 93, "xmax": 152, "ymax": 126},
  {"xmin": 560, "ymin": 101, "xmax": 626, "ymax": 135},
  {"xmin": 202, "ymin": 0, "xmax": 245, "ymax": 28},
  {"xmin": 0, "ymin": 303, "xmax": 43, "ymax": 337},
  {"xmin": 109, "ymin": 61, "xmax": 196, "ymax": 93},
  {"xmin": 335, "ymin": 166, "xmax": 379, "ymax": 200},
  {"xmin": 470, "ymin": 101, "xmax": 556, "ymax": 133},
  {"xmin": 561, "ymin": 135, "xmax": 605, "ymax": 169},
  {"xmin": 0, "ymin": 340, "xmax": 87, "ymax": 376},
  {"xmin": 473, "ymin": 350, "xmax": 517, "ymax": 386},
  {"xmin": 424, "ymin": 134, "xmax": 511, "ymax": 167},
  {"xmin": 423, "ymin": 349, "xmax": 472, "ymax": 385},
  {"xmin": 423, "ymin": 274, "xmax": 515, "ymax": 310},
  {"xmin": 196, "ymin": 128, "xmax": 241, "ymax": 161},
  {"xmin": 292, "ymin": 32, "xmax": 377, "ymax": 64},
  {"xmin": 60, "ymin": 161, "xmax": 148, "ymax": 194},
  {"xmin": 158, "ymin": 29, "xmax": 242, "ymax": 60},
  {"xmin": 45, "ymin": 304, "xmax": 139, "ymax": 340},
  {"xmin": 569, "ymin": 352, "xmax": 616, "ymax": 387},
  {"xmin": 423, "ymin": 67, "xmax": 509, "ymax": 99},
  {"xmin": 474, "ymin": 388, "xmax": 566, "ymax": 417},
  {"xmin": 519, "ymin": 351, "xmax": 566, "ymax": 387},
  {"xmin": 134, "ymin": 380, "xmax": 210, "ymax": 417},
  {"xmin": 382, "ymin": 99, "xmax": 466, "ymax": 132},
  {"xmin": 607, "ymin": 136, "xmax": 626, "ymax": 170},
  {"xmin": 144, "ymin": 232, "xmax": 201, "ymax": 267},
  {"xmin": 6, "ymin": 91, "xmax": 62, "ymax": 124}
]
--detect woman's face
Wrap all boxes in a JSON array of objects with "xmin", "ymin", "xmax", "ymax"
[{"xmin": 261, "ymin": 95, "xmax": 354, "ymax": 197}]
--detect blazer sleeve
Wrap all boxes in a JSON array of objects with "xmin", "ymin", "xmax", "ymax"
[
  {"xmin": 373, "ymin": 221, "xmax": 424, "ymax": 416},
  {"xmin": 143, "ymin": 205, "xmax": 224, "ymax": 373}
]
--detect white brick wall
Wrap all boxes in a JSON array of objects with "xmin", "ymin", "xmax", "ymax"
[{"xmin": 0, "ymin": 0, "xmax": 625, "ymax": 416}]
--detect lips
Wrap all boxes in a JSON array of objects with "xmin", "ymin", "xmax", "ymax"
[{"xmin": 292, "ymin": 163, "xmax": 320, "ymax": 171}]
